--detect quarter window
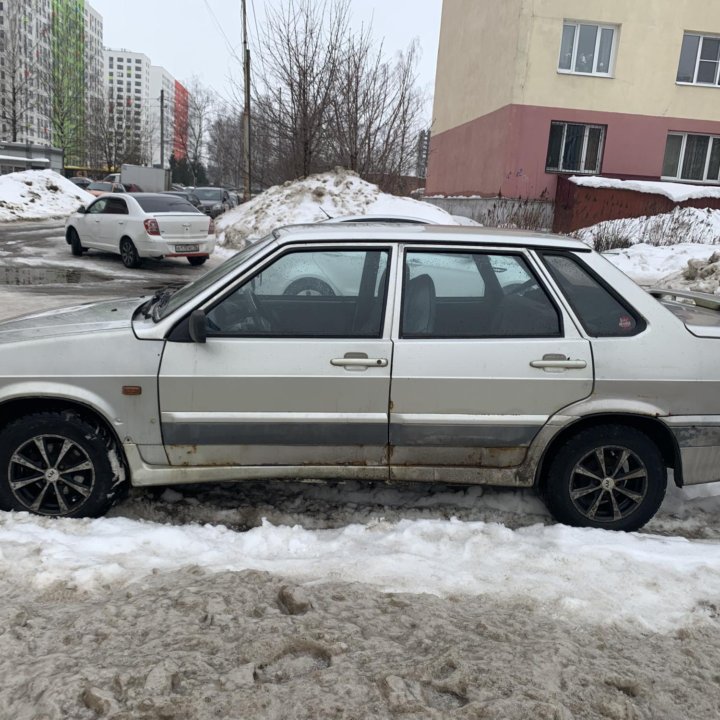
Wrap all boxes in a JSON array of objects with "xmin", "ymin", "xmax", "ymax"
[
  {"xmin": 558, "ymin": 22, "xmax": 617, "ymax": 76},
  {"xmin": 542, "ymin": 254, "xmax": 645, "ymax": 337},
  {"xmin": 662, "ymin": 132, "xmax": 720, "ymax": 182},
  {"xmin": 206, "ymin": 249, "xmax": 390, "ymax": 338},
  {"xmin": 677, "ymin": 33, "xmax": 720, "ymax": 85},
  {"xmin": 546, "ymin": 122, "xmax": 605, "ymax": 174},
  {"xmin": 401, "ymin": 252, "xmax": 561, "ymax": 339}
]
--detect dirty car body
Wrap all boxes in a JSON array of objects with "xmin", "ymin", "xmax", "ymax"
[{"xmin": 0, "ymin": 224, "xmax": 719, "ymax": 530}]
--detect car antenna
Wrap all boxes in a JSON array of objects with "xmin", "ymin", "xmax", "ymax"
[{"xmin": 319, "ymin": 207, "xmax": 333, "ymax": 220}]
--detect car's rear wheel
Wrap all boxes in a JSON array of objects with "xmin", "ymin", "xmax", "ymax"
[
  {"xmin": 543, "ymin": 425, "xmax": 666, "ymax": 531},
  {"xmin": 119, "ymin": 237, "xmax": 141, "ymax": 268},
  {"xmin": 68, "ymin": 227, "xmax": 83, "ymax": 257},
  {"xmin": 0, "ymin": 412, "xmax": 126, "ymax": 518},
  {"xmin": 187, "ymin": 256, "xmax": 207, "ymax": 266}
]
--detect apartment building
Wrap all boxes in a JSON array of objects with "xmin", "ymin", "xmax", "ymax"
[
  {"xmin": 427, "ymin": 0, "xmax": 720, "ymax": 200},
  {"xmin": 104, "ymin": 48, "xmax": 152, "ymax": 162},
  {"xmin": 173, "ymin": 80, "xmax": 189, "ymax": 161}
]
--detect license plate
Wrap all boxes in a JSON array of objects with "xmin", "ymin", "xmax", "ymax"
[{"xmin": 175, "ymin": 244, "xmax": 199, "ymax": 253}]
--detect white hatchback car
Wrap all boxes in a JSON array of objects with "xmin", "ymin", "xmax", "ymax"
[
  {"xmin": 65, "ymin": 193, "xmax": 216, "ymax": 268},
  {"xmin": 2, "ymin": 224, "xmax": 720, "ymax": 530}
]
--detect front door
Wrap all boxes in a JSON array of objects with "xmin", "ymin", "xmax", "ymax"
[
  {"xmin": 158, "ymin": 245, "xmax": 394, "ymax": 470},
  {"xmin": 389, "ymin": 247, "xmax": 594, "ymax": 475}
]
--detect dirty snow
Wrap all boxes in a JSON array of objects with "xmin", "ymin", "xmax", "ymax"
[
  {"xmin": 3, "ymin": 184, "xmax": 720, "ymax": 718},
  {"xmin": 215, "ymin": 168, "xmax": 460, "ymax": 247},
  {"xmin": 0, "ymin": 170, "xmax": 92, "ymax": 221},
  {"xmin": 570, "ymin": 174, "xmax": 720, "ymax": 202}
]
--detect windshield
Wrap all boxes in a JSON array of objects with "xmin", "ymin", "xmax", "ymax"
[
  {"xmin": 88, "ymin": 181, "xmax": 111, "ymax": 191},
  {"xmin": 194, "ymin": 188, "xmax": 223, "ymax": 201},
  {"xmin": 156, "ymin": 233, "xmax": 276, "ymax": 320}
]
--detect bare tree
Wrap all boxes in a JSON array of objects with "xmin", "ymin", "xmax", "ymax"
[
  {"xmin": 175, "ymin": 78, "xmax": 215, "ymax": 185},
  {"xmin": 207, "ymin": 108, "xmax": 244, "ymax": 187},
  {"xmin": 0, "ymin": 6, "xmax": 51, "ymax": 143},
  {"xmin": 254, "ymin": 0, "xmax": 350, "ymax": 180}
]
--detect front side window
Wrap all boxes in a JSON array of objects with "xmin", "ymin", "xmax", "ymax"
[
  {"xmin": 546, "ymin": 122, "xmax": 605, "ymax": 174},
  {"xmin": 206, "ymin": 249, "xmax": 390, "ymax": 338},
  {"xmin": 662, "ymin": 132, "xmax": 720, "ymax": 182},
  {"xmin": 401, "ymin": 251, "xmax": 560, "ymax": 339},
  {"xmin": 542, "ymin": 253, "xmax": 645, "ymax": 337},
  {"xmin": 559, "ymin": 22, "xmax": 617, "ymax": 75},
  {"xmin": 677, "ymin": 33, "xmax": 720, "ymax": 85}
]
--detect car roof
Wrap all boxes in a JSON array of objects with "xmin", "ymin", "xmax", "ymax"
[{"xmin": 272, "ymin": 223, "xmax": 590, "ymax": 251}]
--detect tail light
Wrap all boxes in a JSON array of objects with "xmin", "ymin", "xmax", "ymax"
[
  {"xmin": 144, "ymin": 218, "xmax": 160, "ymax": 236},
  {"xmin": 208, "ymin": 218, "xmax": 215, "ymax": 234}
]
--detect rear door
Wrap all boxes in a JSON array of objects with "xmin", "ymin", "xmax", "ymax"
[
  {"xmin": 389, "ymin": 246, "xmax": 594, "ymax": 475},
  {"xmin": 158, "ymin": 244, "xmax": 394, "ymax": 470}
]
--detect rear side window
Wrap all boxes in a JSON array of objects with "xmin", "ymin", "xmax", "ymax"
[
  {"xmin": 542, "ymin": 253, "xmax": 646, "ymax": 337},
  {"xmin": 134, "ymin": 196, "xmax": 199, "ymax": 213}
]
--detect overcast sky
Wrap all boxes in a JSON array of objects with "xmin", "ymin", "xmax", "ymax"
[{"xmin": 91, "ymin": 0, "xmax": 442, "ymax": 110}]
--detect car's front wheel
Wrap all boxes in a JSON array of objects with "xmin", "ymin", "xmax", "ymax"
[
  {"xmin": 68, "ymin": 227, "xmax": 84, "ymax": 257},
  {"xmin": 0, "ymin": 412, "xmax": 126, "ymax": 518},
  {"xmin": 543, "ymin": 425, "xmax": 666, "ymax": 531},
  {"xmin": 119, "ymin": 237, "xmax": 141, "ymax": 268}
]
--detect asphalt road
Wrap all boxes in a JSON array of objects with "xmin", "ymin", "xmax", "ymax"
[{"xmin": 0, "ymin": 219, "xmax": 226, "ymax": 320}]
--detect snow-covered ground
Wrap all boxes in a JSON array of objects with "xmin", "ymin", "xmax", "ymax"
[{"xmin": 3, "ymin": 175, "xmax": 720, "ymax": 718}]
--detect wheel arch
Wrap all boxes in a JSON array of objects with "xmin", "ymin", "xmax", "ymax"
[
  {"xmin": 0, "ymin": 395, "xmax": 127, "ymax": 470},
  {"xmin": 535, "ymin": 413, "xmax": 683, "ymax": 491}
]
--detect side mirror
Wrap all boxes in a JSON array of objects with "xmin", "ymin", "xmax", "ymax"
[
  {"xmin": 77, "ymin": 205, "xmax": 86, "ymax": 214},
  {"xmin": 188, "ymin": 309, "xmax": 207, "ymax": 344}
]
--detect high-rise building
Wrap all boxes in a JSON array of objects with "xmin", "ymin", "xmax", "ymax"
[
  {"xmin": 0, "ymin": 0, "xmax": 53, "ymax": 145},
  {"xmin": 173, "ymin": 81, "xmax": 190, "ymax": 162},
  {"xmin": 104, "ymin": 48, "xmax": 152, "ymax": 164}
]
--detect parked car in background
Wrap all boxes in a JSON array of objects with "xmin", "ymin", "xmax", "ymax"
[
  {"xmin": 123, "ymin": 183, "xmax": 144, "ymax": 193},
  {"xmin": 103, "ymin": 173, "xmax": 120, "ymax": 183},
  {"xmin": 87, "ymin": 181, "xmax": 126, "ymax": 197},
  {"xmin": 162, "ymin": 190, "xmax": 203, "ymax": 210},
  {"xmin": 65, "ymin": 193, "xmax": 215, "ymax": 268},
  {"xmin": 227, "ymin": 191, "xmax": 240, "ymax": 208},
  {"xmin": 1, "ymin": 224, "xmax": 719, "ymax": 529},
  {"xmin": 194, "ymin": 187, "xmax": 232, "ymax": 218},
  {"xmin": 68, "ymin": 176, "xmax": 91, "ymax": 190}
]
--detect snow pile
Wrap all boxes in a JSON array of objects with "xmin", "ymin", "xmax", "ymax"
[
  {"xmin": 215, "ymin": 168, "xmax": 459, "ymax": 247},
  {"xmin": 2, "ymin": 510, "xmax": 720, "ymax": 632},
  {"xmin": 575, "ymin": 206, "xmax": 720, "ymax": 249},
  {"xmin": 570, "ymin": 175, "xmax": 720, "ymax": 203},
  {"xmin": 0, "ymin": 169, "xmax": 92, "ymax": 221}
]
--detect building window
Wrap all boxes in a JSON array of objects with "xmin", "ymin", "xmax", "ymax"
[
  {"xmin": 558, "ymin": 21, "xmax": 617, "ymax": 75},
  {"xmin": 677, "ymin": 33, "xmax": 720, "ymax": 85},
  {"xmin": 662, "ymin": 132, "xmax": 720, "ymax": 183},
  {"xmin": 546, "ymin": 122, "xmax": 605, "ymax": 174}
]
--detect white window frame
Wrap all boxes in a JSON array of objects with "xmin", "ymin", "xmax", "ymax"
[
  {"xmin": 546, "ymin": 122, "xmax": 606, "ymax": 174},
  {"xmin": 558, "ymin": 21, "xmax": 618, "ymax": 77},
  {"xmin": 677, "ymin": 33, "xmax": 720, "ymax": 86},
  {"xmin": 662, "ymin": 132, "xmax": 720, "ymax": 184}
]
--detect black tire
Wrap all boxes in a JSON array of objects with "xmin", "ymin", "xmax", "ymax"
[
  {"xmin": 68, "ymin": 227, "xmax": 83, "ymax": 257},
  {"xmin": 187, "ymin": 256, "xmax": 207, "ymax": 266},
  {"xmin": 543, "ymin": 425, "xmax": 666, "ymax": 532},
  {"xmin": 0, "ymin": 411, "xmax": 127, "ymax": 518},
  {"xmin": 283, "ymin": 277, "xmax": 335, "ymax": 296},
  {"xmin": 119, "ymin": 237, "xmax": 141, "ymax": 268}
]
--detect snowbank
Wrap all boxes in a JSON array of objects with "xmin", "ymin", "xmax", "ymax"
[
  {"xmin": 570, "ymin": 175, "xmax": 720, "ymax": 203},
  {"xmin": 0, "ymin": 169, "xmax": 92, "ymax": 221},
  {"xmin": 215, "ymin": 168, "xmax": 459, "ymax": 248}
]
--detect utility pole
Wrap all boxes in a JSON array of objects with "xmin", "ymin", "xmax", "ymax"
[
  {"xmin": 160, "ymin": 88, "xmax": 165, "ymax": 168},
  {"xmin": 242, "ymin": 0, "xmax": 252, "ymax": 201}
]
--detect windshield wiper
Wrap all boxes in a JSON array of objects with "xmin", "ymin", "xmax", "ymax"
[{"xmin": 139, "ymin": 287, "xmax": 177, "ymax": 320}]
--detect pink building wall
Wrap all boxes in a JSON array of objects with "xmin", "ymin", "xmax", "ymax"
[{"xmin": 426, "ymin": 105, "xmax": 720, "ymax": 201}]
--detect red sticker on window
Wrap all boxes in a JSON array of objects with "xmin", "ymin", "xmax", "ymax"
[{"xmin": 618, "ymin": 315, "xmax": 633, "ymax": 330}]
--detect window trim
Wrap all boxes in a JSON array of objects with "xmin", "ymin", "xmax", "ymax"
[
  {"xmin": 399, "ymin": 248, "xmax": 564, "ymax": 340},
  {"xmin": 557, "ymin": 21, "xmax": 618, "ymax": 77},
  {"xmin": 661, "ymin": 131, "xmax": 720, "ymax": 184},
  {"xmin": 545, "ymin": 121, "xmax": 606, "ymax": 175},
  {"xmin": 676, "ymin": 32, "xmax": 720, "ymax": 87}
]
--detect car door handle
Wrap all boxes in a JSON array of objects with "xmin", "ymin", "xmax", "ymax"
[
  {"xmin": 530, "ymin": 354, "xmax": 587, "ymax": 370},
  {"xmin": 331, "ymin": 357, "xmax": 388, "ymax": 368}
]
